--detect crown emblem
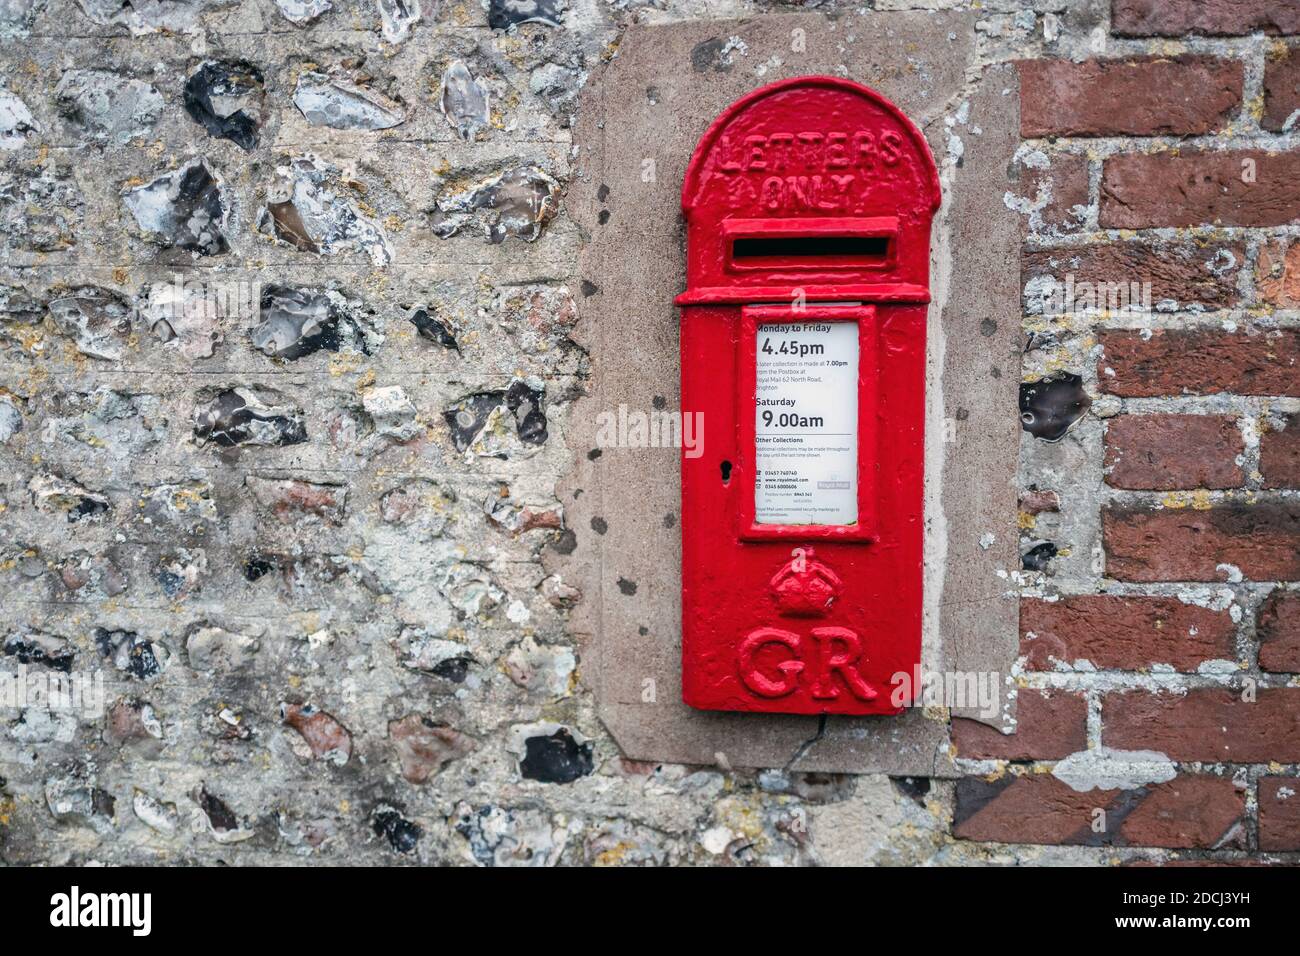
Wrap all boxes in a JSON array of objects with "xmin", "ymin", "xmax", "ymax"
[{"xmin": 767, "ymin": 549, "xmax": 843, "ymax": 617}]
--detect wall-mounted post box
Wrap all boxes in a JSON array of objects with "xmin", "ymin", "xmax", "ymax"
[{"xmin": 677, "ymin": 76, "xmax": 941, "ymax": 715}]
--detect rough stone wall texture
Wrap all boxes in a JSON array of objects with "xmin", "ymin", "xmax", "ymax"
[{"xmin": 0, "ymin": 0, "xmax": 1296, "ymax": 865}]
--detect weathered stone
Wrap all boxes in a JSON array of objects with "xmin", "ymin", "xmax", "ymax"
[
  {"xmin": 28, "ymin": 473, "xmax": 110, "ymax": 522},
  {"xmin": 94, "ymin": 627, "xmax": 169, "ymax": 680},
  {"xmin": 185, "ymin": 625, "xmax": 260, "ymax": 671},
  {"xmin": 45, "ymin": 767, "xmax": 115, "ymax": 829},
  {"xmin": 192, "ymin": 387, "xmax": 308, "ymax": 448},
  {"xmin": 0, "ymin": 86, "xmax": 38, "ymax": 149},
  {"xmin": 246, "ymin": 476, "xmax": 347, "ymax": 525},
  {"xmin": 430, "ymin": 166, "xmax": 560, "ymax": 243},
  {"xmin": 3, "ymin": 629, "xmax": 74, "ymax": 672},
  {"xmin": 273, "ymin": 0, "xmax": 330, "ymax": 24},
  {"xmin": 104, "ymin": 697, "xmax": 163, "ymax": 747},
  {"xmin": 371, "ymin": 803, "xmax": 421, "ymax": 854},
  {"xmin": 293, "ymin": 72, "xmax": 405, "ymax": 130},
  {"xmin": 75, "ymin": 0, "xmax": 234, "ymax": 35},
  {"xmin": 376, "ymin": 0, "xmax": 419, "ymax": 42},
  {"xmin": 439, "ymin": 60, "xmax": 490, "ymax": 140},
  {"xmin": 258, "ymin": 157, "xmax": 392, "ymax": 265},
  {"xmin": 139, "ymin": 280, "xmax": 224, "ymax": 359},
  {"xmin": 488, "ymin": 0, "xmax": 561, "ymax": 30},
  {"xmin": 55, "ymin": 70, "xmax": 163, "ymax": 145},
  {"xmin": 0, "ymin": 163, "xmax": 80, "ymax": 251},
  {"xmin": 47, "ymin": 286, "xmax": 132, "ymax": 361},
  {"xmin": 388, "ymin": 715, "xmax": 475, "ymax": 783},
  {"xmin": 193, "ymin": 784, "xmax": 254, "ymax": 843},
  {"xmin": 123, "ymin": 159, "xmax": 230, "ymax": 256},
  {"xmin": 132, "ymin": 790, "xmax": 179, "ymax": 834},
  {"xmin": 503, "ymin": 635, "xmax": 576, "ymax": 697},
  {"xmin": 281, "ymin": 702, "xmax": 353, "ymax": 764}
]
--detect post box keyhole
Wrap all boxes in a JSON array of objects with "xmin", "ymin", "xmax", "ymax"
[{"xmin": 720, "ymin": 460, "xmax": 732, "ymax": 485}]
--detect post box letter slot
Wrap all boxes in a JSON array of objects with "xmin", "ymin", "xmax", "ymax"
[
  {"xmin": 723, "ymin": 216, "xmax": 897, "ymax": 273},
  {"xmin": 732, "ymin": 235, "xmax": 889, "ymax": 262}
]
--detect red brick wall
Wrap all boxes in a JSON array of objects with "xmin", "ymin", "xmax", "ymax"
[{"xmin": 954, "ymin": 2, "xmax": 1300, "ymax": 860}]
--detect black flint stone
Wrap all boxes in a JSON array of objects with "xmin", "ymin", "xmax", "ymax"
[
  {"xmin": 68, "ymin": 497, "xmax": 109, "ymax": 522},
  {"xmin": 243, "ymin": 555, "xmax": 276, "ymax": 581},
  {"xmin": 1021, "ymin": 541, "xmax": 1058, "ymax": 572},
  {"xmin": 430, "ymin": 656, "xmax": 472, "ymax": 683},
  {"xmin": 519, "ymin": 728, "xmax": 593, "ymax": 784},
  {"xmin": 444, "ymin": 392, "xmax": 503, "ymax": 451},
  {"xmin": 183, "ymin": 61, "xmax": 264, "ymax": 151},
  {"xmin": 410, "ymin": 308, "xmax": 460, "ymax": 351},
  {"xmin": 372, "ymin": 806, "xmax": 422, "ymax": 854},
  {"xmin": 487, "ymin": 0, "xmax": 562, "ymax": 31},
  {"xmin": 150, "ymin": 163, "xmax": 229, "ymax": 256},
  {"xmin": 197, "ymin": 786, "xmax": 239, "ymax": 832},
  {"xmin": 193, "ymin": 389, "xmax": 307, "ymax": 448},
  {"xmin": 1019, "ymin": 372, "xmax": 1091, "ymax": 442},
  {"xmin": 506, "ymin": 380, "xmax": 548, "ymax": 445},
  {"xmin": 256, "ymin": 286, "xmax": 376, "ymax": 361},
  {"xmin": 2, "ymin": 636, "xmax": 74, "ymax": 673},
  {"xmin": 94, "ymin": 627, "xmax": 162, "ymax": 680}
]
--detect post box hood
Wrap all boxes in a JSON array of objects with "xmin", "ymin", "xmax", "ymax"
[{"xmin": 677, "ymin": 76, "xmax": 941, "ymax": 306}]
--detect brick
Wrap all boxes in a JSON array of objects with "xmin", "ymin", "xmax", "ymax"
[
  {"xmin": 1257, "ymin": 238, "xmax": 1300, "ymax": 307},
  {"xmin": 1021, "ymin": 596, "xmax": 1237, "ymax": 672},
  {"xmin": 1263, "ymin": 44, "xmax": 1300, "ymax": 132},
  {"xmin": 1261, "ymin": 414, "xmax": 1300, "ymax": 489},
  {"xmin": 1019, "ymin": 489, "xmax": 1060, "ymax": 514},
  {"xmin": 1104, "ymin": 415, "xmax": 1244, "ymax": 490},
  {"xmin": 1258, "ymin": 776, "xmax": 1300, "ymax": 851},
  {"xmin": 951, "ymin": 689, "xmax": 1087, "ymax": 759},
  {"xmin": 1017, "ymin": 151, "xmax": 1089, "ymax": 235},
  {"xmin": 1118, "ymin": 776, "xmax": 1246, "ymax": 849},
  {"xmin": 1019, "ymin": 56, "xmax": 1242, "ymax": 137},
  {"xmin": 1103, "ymin": 688, "xmax": 1300, "ymax": 762},
  {"xmin": 1104, "ymin": 504, "xmax": 1300, "ymax": 582},
  {"xmin": 1258, "ymin": 589, "xmax": 1300, "ymax": 672},
  {"xmin": 1098, "ymin": 329, "xmax": 1300, "ymax": 398},
  {"xmin": 954, "ymin": 773, "xmax": 1244, "ymax": 848},
  {"xmin": 1100, "ymin": 151, "xmax": 1300, "ymax": 228},
  {"xmin": 1113, "ymin": 0, "xmax": 1300, "ymax": 38},
  {"xmin": 1023, "ymin": 241, "xmax": 1244, "ymax": 313}
]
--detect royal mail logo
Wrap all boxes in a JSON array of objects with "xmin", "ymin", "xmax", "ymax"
[
  {"xmin": 49, "ymin": 886, "xmax": 152, "ymax": 937},
  {"xmin": 737, "ymin": 625, "xmax": 878, "ymax": 701}
]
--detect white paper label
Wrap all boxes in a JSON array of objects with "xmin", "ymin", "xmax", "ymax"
[{"xmin": 754, "ymin": 321, "xmax": 858, "ymax": 525}]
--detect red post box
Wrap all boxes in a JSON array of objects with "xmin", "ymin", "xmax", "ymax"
[{"xmin": 677, "ymin": 76, "xmax": 940, "ymax": 715}]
